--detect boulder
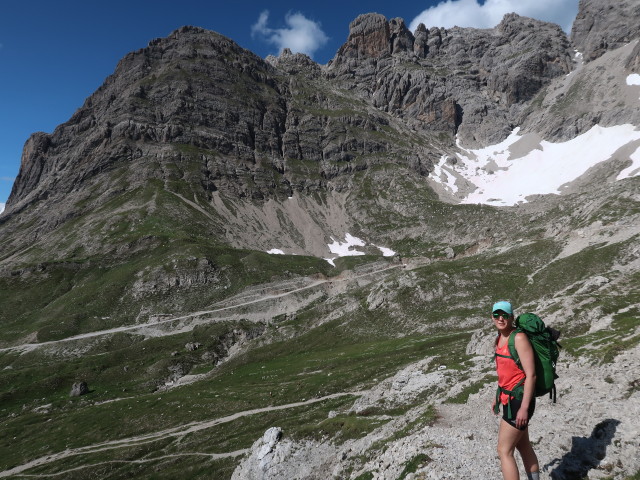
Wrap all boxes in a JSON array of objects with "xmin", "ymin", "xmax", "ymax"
[
  {"xmin": 70, "ymin": 381, "xmax": 89, "ymax": 397},
  {"xmin": 185, "ymin": 342, "xmax": 202, "ymax": 351}
]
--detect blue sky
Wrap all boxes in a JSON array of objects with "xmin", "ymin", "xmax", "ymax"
[{"xmin": 0, "ymin": 0, "xmax": 579, "ymax": 210}]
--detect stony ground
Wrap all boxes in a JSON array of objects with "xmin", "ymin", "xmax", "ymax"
[{"xmin": 233, "ymin": 332, "xmax": 640, "ymax": 480}]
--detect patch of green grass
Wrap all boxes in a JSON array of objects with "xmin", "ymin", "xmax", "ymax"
[
  {"xmin": 558, "ymin": 307, "xmax": 639, "ymax": 364},
  {"xmin": 21, "ymin": 445, "xmax": 240, "ymax": 479},
  {"xmin": 295, "ymin": 413, "xmax": 390, "ymax": 443},
  {"xmin": 398, "ymin": 453, "xmax": 431, "ymax": 479},
  {"xmin": 550, "ymin": 78, "xmax": 591, "ymax": 114},
  {"xmin": 522, "ymin": 240, "xmax": 628, "ymax": 304},
  {"xmin": 0, "ymin": 301, "xmax": 470, "ymax": 474},
  {"xmin": 354, "ymin": 472, "xmax": 374, "ymax": 480},
  {"xmin": 366, "ymin": 405, "xmax": 437, "ymax": 456},
  {"xmin": 390, "ymin": 406, "xmax": 437, "ymax": 442},
  {"xmin": 0, "ymin": 236, "xmax": 333, "ymax": 345},
  {"xmin": 172, "ymin": 143, "xmax": 219, "ymax": 159}
]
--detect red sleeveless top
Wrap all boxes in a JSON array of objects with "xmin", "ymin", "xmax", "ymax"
[{"xmin": 495, "ymin": 336, "xmax": 526, "ymax": 404}]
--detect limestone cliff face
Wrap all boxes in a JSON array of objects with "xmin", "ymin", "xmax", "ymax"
[
  {"xmin": 0, "ymin": 10, "xmax": 591, "ymax": 217},
  {"xmin": 12, "ymin": 26, "xmax": 298, "ymax": 204},
  {"xmin": 571, "ymin": 0, "xmax": 640, "ymax": 62},
  {"xmin": 327, "ymin": 13, "xmax": 572, "ymax": 146},
  {"xmin": 5, "ymin": 26, "xmax": 408, "ymax": 229}
]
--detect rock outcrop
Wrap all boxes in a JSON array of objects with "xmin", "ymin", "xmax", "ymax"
[
  {"xmin": 232, "ymin": 341, "xmax": 640, "ymax": 480},
  {"xmin": 571, "ymin": 0, "xmax": 640, "ymax": 62},
  {"xmin": 69, "ymin": 381, "xmax": 89, "ymax": 397},
  {"xmin": 231, "ymin": 427, "xmax": 339, "ymax": 480}
]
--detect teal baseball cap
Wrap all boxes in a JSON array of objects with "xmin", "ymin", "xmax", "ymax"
[{"xmin": 492, "ymin": 301, "xmax": 513, "ymax": 315}]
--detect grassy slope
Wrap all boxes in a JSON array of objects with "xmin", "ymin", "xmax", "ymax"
[
  {"xmin": 0, "ymin": 177, "xmax": 337, "ymax": 346},
  {"xmin": 1, "ymin": 210, "xmax": 636, "ymax": 476}
]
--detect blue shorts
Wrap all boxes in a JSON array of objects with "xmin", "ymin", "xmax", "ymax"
[{"xmin": 502, "ymin": 397, "xmax": 535, "ymax": 430}]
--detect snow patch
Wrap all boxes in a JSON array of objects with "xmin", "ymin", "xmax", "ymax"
[
  {"xmin": 448, "ymin": 124, "xmax": 640, "ymax": 206},
  {"xmin": 324, "ymin": 233, "xmax": 395, "ymax": 266},
  {"xmin": 626, "ymin": 74, "xmax": 640, "ymax": 86},
  {"xmin": 265, "ymin": 234, "xmax": 396, "ymax": 266},
  {"xmin": 328, "ymin": 233, "xmax": 366, "ymax": 256},
  {"xmin": 0, "ymin": 203, "xmax": 4, "ymax": 214},
  {"xmin": 376, "ymin": 246, "xmax": 396, "ymax": 257},
  {"xmin": 431, "ymin": 155, "xmax": 459, "ymax": 194}
]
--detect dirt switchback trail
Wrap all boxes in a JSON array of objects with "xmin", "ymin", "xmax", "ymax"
[
  {"xmin": 0, "ymin": 263, "xmax": 404, "ymax": 355},
  {"xmin": 0, "ymin": 392, "xmax": 363, "ymax": 477}
]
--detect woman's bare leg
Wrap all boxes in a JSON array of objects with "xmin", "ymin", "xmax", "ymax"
[
  {"xmin": 497, "ymin": 419, "xmax": 526, "ymax": 480},
  {"xmin": 516, "ymin": 429, "xmax": 539, "ymax": 477}
]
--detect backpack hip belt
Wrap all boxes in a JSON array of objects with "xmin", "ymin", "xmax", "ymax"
[{"xmin": 493, "ymin": 378, "xmax": 525, "ymax": 420}]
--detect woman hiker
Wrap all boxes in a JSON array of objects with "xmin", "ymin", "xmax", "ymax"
[{"xmin": 491, "ymin": 301, "xmax": 540, "ymax": 480}]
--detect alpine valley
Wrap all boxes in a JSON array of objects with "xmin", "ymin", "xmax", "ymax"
[{"xmin": 1, "ymin": 0, "xmax": 639, "ymax": 478}]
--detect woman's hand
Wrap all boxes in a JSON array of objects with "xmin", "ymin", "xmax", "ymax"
[
  {"xmin": 515, "ymin": 406, "xmax": 529, "ymax": 429},
  {"xmin": 491, "ymin": 399, "xmax": 497, "ymax": 415}
]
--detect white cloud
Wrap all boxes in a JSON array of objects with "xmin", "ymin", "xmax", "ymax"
[
  {"xmin": 409, "ymin": 0, "xmax": 579, "ymax": 34},
  {"xmin": 251, "ymin": 10, "xmax": 329, "ymax": 59},
  {"xmin": 0, "ymin": 203, "xmax": 5, "ymax": 214}
]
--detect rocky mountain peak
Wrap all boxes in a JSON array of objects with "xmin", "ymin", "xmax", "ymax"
[
  {"xmin": 413, "ymin": 23, "xmax": 428, "ymax": 58},
  {"xmin": 326, "ymin": 11, "xmax": 572, "ymax": 147},
  {"xmin": 495, "ymin": 12, "xmax": 561, "ymax": 36},
  {"xmin": 331, "ymin": 13, "xmax": 392, "ymax": 61},
  {"xmin": 388, "ymin": 17, "xmax": 414, "ymax": 55},
  {"xmin": 329, "ymin": 13, "xmax": 434, "ymax": 64},
  {"xmin": 265, "ymin": 48, "xmax": 320, "ymax": 76}
]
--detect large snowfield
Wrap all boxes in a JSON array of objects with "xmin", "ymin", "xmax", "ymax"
[{"xmin": 434, "ymin": 123, "xmax": 640, "ymax": 206}]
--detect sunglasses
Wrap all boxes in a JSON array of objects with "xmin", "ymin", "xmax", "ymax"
[{"xmin": 492, "ymin": 312, "xmax": 511, "ymax": 319}]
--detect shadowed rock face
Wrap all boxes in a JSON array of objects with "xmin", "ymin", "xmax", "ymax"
[
  {"xmin": 6, "ymin": 26, "xmax": 406, "ymax": 223},
  {"xmin": 571, "ymin": 0, "xmax": 640, "ymax": 62},
  {"xmin": 8, "ymin": 26, "xmax": 294, "ymax": 210}
]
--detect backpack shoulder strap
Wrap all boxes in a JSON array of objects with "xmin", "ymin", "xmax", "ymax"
[
  {"xmin": 494, "ymin": 334, "xmax": 506, "ymax": 360},
  {"xmin": 507, "ymin": 329, "xmax": 522, "ymax": 368}
]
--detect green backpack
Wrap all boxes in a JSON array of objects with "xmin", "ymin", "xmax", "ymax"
[
  {"xmin": 508, "ymin": 313, "xmax": 560, "ymax": 399},
  {"xmin": 494, "ymin": 313, "xmax": 561, "ymax": 418}
]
